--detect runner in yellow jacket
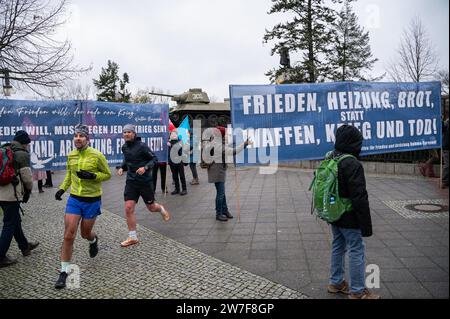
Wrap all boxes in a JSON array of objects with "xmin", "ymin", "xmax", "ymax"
[
  {"xmin": 54, "ymin": 124, "xmax": 111, "ymax": 289},
  {"xmin": 59, "ymin": 144, "xmax": 111, "ymax": 197}
]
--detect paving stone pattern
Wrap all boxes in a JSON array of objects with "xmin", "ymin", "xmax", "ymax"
[
  {"xmin": 0, "ymin": 192, "xmax": 306, "ymax": 299},
  {"xmin": 1, "ymin": 166, "xmax": 448, "ymax": 299}
]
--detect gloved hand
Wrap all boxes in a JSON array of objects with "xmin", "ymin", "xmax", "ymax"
[
  {"xmin": 22, "ymin": 190, "xmax": 31, "ymax": 203},
  {"xmin": 55, "ymin": 189, "xmax": 65, "ymax": 201},
  {"xmin": 76, "ymin": 170, "xmax": 97, "ymax": 180}
]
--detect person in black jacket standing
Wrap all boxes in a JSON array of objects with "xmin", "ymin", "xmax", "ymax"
[
  {"xmin": 326, "ymin": 125, "xmax": 380, "ymax": 299},
  {"xmin": 116, "ymin": 124, "xmax": 171, "ymax": 247},
  {"xmin": 168, "ymin": 130, "xmax": 187, "ymax": 196}
]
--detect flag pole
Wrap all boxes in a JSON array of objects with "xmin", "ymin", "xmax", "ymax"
[
  {"xmin": 164, "ymin": 163, "xmax": 168, "ymax": 198},
  {"xmin": 234, "ymin": 165, "xmax": 241, "ymax": 223}
]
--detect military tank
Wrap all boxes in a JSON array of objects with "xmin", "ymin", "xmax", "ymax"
[{"xmin": 150, "ymin": 88, "xmax": 231, "ymax": 128}]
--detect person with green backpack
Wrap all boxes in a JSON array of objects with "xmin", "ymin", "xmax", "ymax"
[{"xmin": 310, "ymin": 125, "xmax": 380, "ymax": 299}]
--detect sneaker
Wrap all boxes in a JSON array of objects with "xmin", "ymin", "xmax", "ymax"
[
  {"xmin": 89, "ymin": 236, "xmax": 98, "ymax": 258},
  {"xmin": 190, "ymin": 179, "xmax": 199, "ymax": 185},
  {"xmin": 180, "ymin": 190, "xmax": 187, "ymax": 196},
  {"xmin": 22, "ymin": 241, "xmax": 40, "ymax": 256},
  {"xmin": 327, "ymin": 280, "xmax": 350, "ymax": 294},
  {"xmin": 120, "ymin": 237, "xmax": 139, "ymax": 247},
  {"xmin": 348, "ymin": 288, "xmax": 381, "ymax": 299},
  {"xmin": 160, "ymin": 205, "xmax": 171, "ymax": 221},
  {"xmin": 224, "ymin": 211, "xmax": 233, "ymax": 219},
  {"xmin": 171, "ymin": 190, "xmax": 179, "ymax": 195},
  {"xmin": 38, "ymin": 189, "xmax": 44, "ymax": 193},
  {"xmin": 0, "ymin": 255, "xmax": 17, "ymax": 268},
  {"xmin": 55, "ymin": 272, "xmax": 68, "ymax": 289},
  {"xmin": 216, "ymin": 214, "xmax": 228, "ymax": 222}
]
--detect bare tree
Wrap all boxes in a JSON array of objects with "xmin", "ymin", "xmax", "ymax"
[
  {"xmin": 132, "ymin": 87, "xmax": 172, "ymax": 104},
  {"xmin": 436, "ymin": 69, "xmax": 449, "ymax": 95},
  {"xmin": 208, "ymin": 95, "xmax": 220, "ymax": 103},
  {"xmin": 387, "ymin": 17, "xmax": 439, "ymax": 82},
  {"xmin": 46, "ymin": 81, "xmax": 93, "ymax": 100},
  {"xmin": 0, "ymin": 0, "xmax": 90, "ymax": 95}
]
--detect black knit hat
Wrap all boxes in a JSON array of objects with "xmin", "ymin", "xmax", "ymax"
[{"xmin": 13, "ymin": 130, "xmax": 31, "ymax": 145}]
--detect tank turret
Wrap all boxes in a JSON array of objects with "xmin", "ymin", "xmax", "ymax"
[{"xmin": 172, "ymin": 88, "xmax": 210, "ymax": 104}]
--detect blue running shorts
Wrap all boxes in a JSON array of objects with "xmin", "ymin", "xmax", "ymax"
[{"xmin": 65, "ymin": 196, "xmax": 101, "ymax": 220}]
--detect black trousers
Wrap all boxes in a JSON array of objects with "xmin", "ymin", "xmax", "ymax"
[
  {"xmin": 0, "ymin": 201, "xmax": 29, "ymax": 258},
  {"xmin": 152, "ymin": 164, "xmax": 167, "ymax": 192},
  {"xmin": 169, "ymin": 164, "xmax": 187, "ymax": 191},
  {"xmin": 44, "ymin": 170, "xmax": 53, "ymax": 186}
]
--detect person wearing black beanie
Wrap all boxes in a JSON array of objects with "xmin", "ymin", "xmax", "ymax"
[
  {"xmin": 0, "ymin": 130, "xmax": 39, "ymax": 268},
  {"xmin": 13, "ymin": 130, "xmax": 31, "ymax": 145}
]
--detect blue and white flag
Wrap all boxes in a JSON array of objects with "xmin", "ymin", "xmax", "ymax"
[{"xmin": 177, "ymin": 116, "xmax": 191, "ymax": 145}]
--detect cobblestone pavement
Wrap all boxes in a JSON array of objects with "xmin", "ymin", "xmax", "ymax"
[
  {"xmin": 0, "ymin": 192, "xmax": 307, "ymax": 299},
  {"xmin": 100, "ymin": 166, "xmax": 449, "ymax": 299},
  {"xmin": 1, "ymin": 166, "xmax": 448, "ymax": 299}
]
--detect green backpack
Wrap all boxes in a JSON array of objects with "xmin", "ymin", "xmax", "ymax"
[{"xmin": 309, "ymin": 151, "xmax": 354, "ymax": 223}]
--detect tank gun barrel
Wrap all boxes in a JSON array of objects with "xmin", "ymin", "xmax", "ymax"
[
  {"xmin": 149, "ymin": 88, "xmax": 210, "ymax": 104},
  {"xmin": 147, "ymin": 92, "xmax": 175, "ymax": 98}
]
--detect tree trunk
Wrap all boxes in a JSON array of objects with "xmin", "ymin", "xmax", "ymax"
[{"xmin": 307, "ymin": 0, "xmax": 315, "ymax": 82}]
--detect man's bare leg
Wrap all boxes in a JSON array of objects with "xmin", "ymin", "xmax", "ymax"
[
  {"xmin": 80, "ymin": 218, "xmax": 96, "ymax": 241},
  {"xmin": 61, "ymin": 214, "xmax": 82, "ymax": 262},
  {"xmin": 146, "ymin": 202, "xmax": 171, "ymax": 221},
  {"xmin": 55, "ymin": 214, "xmax": 81, "ymax": 289},
  {"xmin": 121, "ymin": 200, "xmax": 139, "ymax": 247},
  {"xmin": 124, "ymin": 200, "xmax": 137, "ymax": 231},
  {"xmin": 80, "ymin": 217, "xmax": 98, "ymax": 258}
]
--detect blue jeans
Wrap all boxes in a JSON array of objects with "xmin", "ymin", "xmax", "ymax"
[
  {"xmin": 214, "ymin": 182, "xmax": 228, "ymax": 216},
  {"xmin": 0, "ymin": 201, "xmax": 29, "ymax": 258},
  {"xmin": 329, "ymin": 225, "xmax": 366, "ymax": 294}
]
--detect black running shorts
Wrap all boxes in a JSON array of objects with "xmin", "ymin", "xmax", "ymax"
[{"xmin": 124, "ymin": 182, "xmax": 155, "ymax": 204}]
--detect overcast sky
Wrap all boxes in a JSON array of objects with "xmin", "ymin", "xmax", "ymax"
[{"xmin": 57, "ymin": 0, "xmax": 449, "ymax": 101}]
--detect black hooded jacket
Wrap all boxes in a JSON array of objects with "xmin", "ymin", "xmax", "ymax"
[
  {"xmin": 331, "ymin": 125, "xmax": 372, "ymax": 237},
  {"xmin": 120, "ymin": 136, "xmax": 157, "ymax": 184},
  {"xmin": 443, "ymin": 119, "xmax": 449, "ymax": 151}
]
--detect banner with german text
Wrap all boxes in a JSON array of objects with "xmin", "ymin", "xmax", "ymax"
[
  {"xmin": 0, "ymin": 100, "xmax": 169, "ymax": 170},
  {"xmin": 230, "ymin": 82, "xmax": 442, "ymax": 165}
]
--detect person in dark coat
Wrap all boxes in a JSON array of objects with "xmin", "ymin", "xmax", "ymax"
[
  {"xmin": 168, "ymin": 130, "xmax": 187, "ymax": 196},
  {"xmin": 206, "ymin": 126, "xmax": 250, "ymax": 221},
  {"xmin": 326, "ymin": 124, "xmax": 380, "ymax": 299},
  {"xmin": 0, "ymin": 131, "xmax": 39, "ymax": 268}
]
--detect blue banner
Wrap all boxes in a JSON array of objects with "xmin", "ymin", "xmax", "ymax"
[
  {"xmin": 0, "ymin": 99, "xmax": 169, "ymax": 170},
  {"xmin": 230, "ymin": 82, "xmax": 442, "ymax": 165}
]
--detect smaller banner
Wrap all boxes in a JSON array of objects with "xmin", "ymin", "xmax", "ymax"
[{"xmin": 0, "ymin": 99, "xmax": 169, "ymax": 170}]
